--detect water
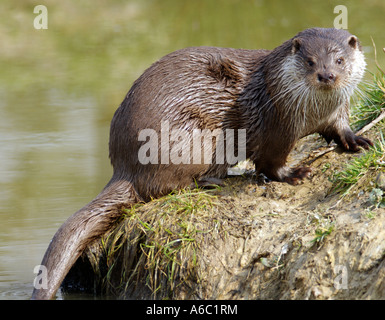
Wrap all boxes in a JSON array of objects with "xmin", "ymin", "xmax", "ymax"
[{"xmin": 1, "ymin": 0, "xmax": 384, "ymax": 299}]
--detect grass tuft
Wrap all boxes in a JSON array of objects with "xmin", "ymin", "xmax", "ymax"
[
  {"xmin": 88, "ymin": 187, "xmax": 227, "ymax": 299},
  {"xmin": 351, "ymin": 72, "xmax": 385, "ymax": 131},
  {"xmin": 331, "ymin": 131, "xmax": 385, "ymax": 198}
]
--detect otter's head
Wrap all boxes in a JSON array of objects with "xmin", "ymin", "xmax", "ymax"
[{"xmin": 289, "ymin": 28, "xmax": 366, "ymax": 93}]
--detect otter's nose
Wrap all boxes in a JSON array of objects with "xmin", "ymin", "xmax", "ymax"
[{"xmin": 317, "ymin": 72, "xmax": 336, "ymax": 84}]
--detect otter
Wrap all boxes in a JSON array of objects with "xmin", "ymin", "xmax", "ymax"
[{"xmin": 32, "ymin": 28, "xmax": 372, "ymax": 299}]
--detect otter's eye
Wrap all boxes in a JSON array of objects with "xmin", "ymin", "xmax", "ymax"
[
  {"xmin": 307, "ymin": 60, "xmax": 315, "ymax": 67},
  {"xmin": 336, "ymin": 58, "xmax": 344, "ymax": 65}
]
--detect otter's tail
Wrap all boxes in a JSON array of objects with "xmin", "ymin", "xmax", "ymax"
[{"xmin": 31, "ymin": 179, "xmax": 139, "ymax": 300}]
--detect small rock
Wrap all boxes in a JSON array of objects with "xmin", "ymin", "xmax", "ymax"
[
  {"xmin": 369, "ymin": 188, "xmax": 383, "ymax": 205},
  {"xmin": 375, "ymin": 172, "xmax": 385, "ymax": 191},
  {"xmin": 311, "ymin": 286, "xmax": 323, "ymax": 298},
  {"xmin": 260, "ymin": 257, "xmax": 271, "ymax": 268}
]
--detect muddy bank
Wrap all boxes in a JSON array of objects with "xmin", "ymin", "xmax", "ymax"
[{"xmin": 62, "ymin": 132, "xmax": 385, "ymax": 300}]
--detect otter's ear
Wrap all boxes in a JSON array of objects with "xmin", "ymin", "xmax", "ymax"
[
  {"xmin": 292, "ymin": 38, "xmax": 302, "ymax": 54},
  {"xmin": 348, "ymin": 35, "xmax": 358, "ymax": 49}
]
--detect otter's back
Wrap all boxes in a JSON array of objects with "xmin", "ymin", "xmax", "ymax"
[{"xmin": 109, "ymin": 46, "xmax": 268, "ymax": 195}]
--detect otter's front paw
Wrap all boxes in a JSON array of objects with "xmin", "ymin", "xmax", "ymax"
[
  {"xmin": 284, "ymin": 167, "xmax": 312, "ymax": 185},
  {"xmin": 342, "ymin": 131, "xmax": 373, "ymax": 152}
]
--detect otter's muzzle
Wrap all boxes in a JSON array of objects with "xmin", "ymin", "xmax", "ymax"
[{"xmin": 317, "ymin": 72, "xmax": 336, "ymax": 84}]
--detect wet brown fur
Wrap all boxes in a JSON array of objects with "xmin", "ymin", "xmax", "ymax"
[{"xmin": 32, "ymin": 28, "xmax": 372, "ymax": 299}]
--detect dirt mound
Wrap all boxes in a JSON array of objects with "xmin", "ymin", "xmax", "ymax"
[{"xmin": 61, "ymin": 131, "xmax": 385, "ymax": 300}]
